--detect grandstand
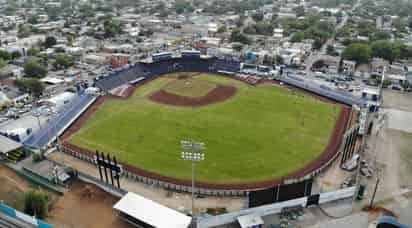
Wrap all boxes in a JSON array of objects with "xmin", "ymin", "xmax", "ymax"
[
  {"xmin": 92, "ymin": 54, "xmax": 366, "ymax": 108},
  {"xmin": 24, "ymin": 92, "xmax": 96, "ymax": 149},
  {"xmin": 94, "ymin": 56, "xmax": 241, "ymax": 93}
]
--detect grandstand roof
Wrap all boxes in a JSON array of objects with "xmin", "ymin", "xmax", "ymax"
[
  {"xmin": 113, "ymin": 192, "xmax": 192, "ymax": 228},
  {"xmin": 0, "ymin": 135, "xmax": 22, "ymax": 154}
]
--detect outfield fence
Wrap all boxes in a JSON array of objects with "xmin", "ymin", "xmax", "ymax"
[
  {"xmin": 60, "ymin": 105, "xmax": 350, "ymax": 195},
  {"xmin": 55, "ymin": 60, "xmax": 353, "ymax": 195}
]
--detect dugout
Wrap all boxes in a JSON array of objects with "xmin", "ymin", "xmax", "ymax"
[{"xmin": 113, "ymin": 192, "xmax": 192, "ymax": 228}]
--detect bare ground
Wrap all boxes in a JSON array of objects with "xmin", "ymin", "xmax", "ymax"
[
  {"xmin": 149, "ymin": 84, "xmax": 237, "ymax": 107},
  {"xmin": 0, "ymin": 165, "xmax": 31, "ymax": 210},
  {"xmin": 46, "ymin": 180, "xmax": 129, "ymax": 228}
]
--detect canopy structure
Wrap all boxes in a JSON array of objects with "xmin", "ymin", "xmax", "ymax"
[
  {"xmin": 113, "ymin": 192, "xmax": 192, "ymax": 228},
  {"xmin": 0, "ymin": 135, "xmax": 22, "ymax": 155}
]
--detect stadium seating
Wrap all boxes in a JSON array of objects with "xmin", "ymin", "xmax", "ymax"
[
  {"xmin": 94, "ymin": 57, "xmax": 242, "ymax": 92},
  {"xmin": 92, "ymin": 56, "xmax": 362, "ymax": 107},
  {"xmin": 24, "ymin": 92, "xmax": 96, "ymax": 149}
]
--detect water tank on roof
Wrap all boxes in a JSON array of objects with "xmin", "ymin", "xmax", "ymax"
[{"xmin": 246, "ymin": 52, "xmax": 257, "ymax": 61}]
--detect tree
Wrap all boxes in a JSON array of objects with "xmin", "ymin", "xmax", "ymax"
[
  {"xmin": 371, "ymin": 40, "xmax": 401, "ymax": 62},
  {"xmin": 343, "ymin": 43, "xmax": 372, "ymax": 64},
  {"xmin": 24, "ymin": 60, "xmax": 47, "ymax": 78},
  {"xmin": 232, "ymin": 43, "xmax": 243, "ymax": 52},
  {"xmin": 244, "ymin": 22, "xmax": 274, "ymax": 36},
  {"xmin": 104, "ymin": 20, "xmax": 122, "ymax": 38},
  {"xmin": 312, "ymin": 38, "xmax": 324, "ymax": 50},
  {"xmin": 174, "ymin": 0, "xmax": 193, "ymax": 14},
  {"xmin": 370, "ymin": 31, "xmax": 391, "ymax": 41},
  {"xmin": 217, "ymin": 26, "xmax": 227, "ymax": 33},
  {"xmin": 15, "ymin": 79, "xmax": 44, "ymax": 97},
  {"xmin": 291, "ymin": 31, "xmax": 305, "ymax": 42},
  {"xmin": 27, "ymin": 48, "xmax": 40, "ymax": 57},
  {"xmin": 24, "ymin": 190, "xmax": 48, "ymax": 219},
  {"xmin": 274, "ymin": 55, "xmax": 284, "ymax": 65},
  {"xmin": 0, "ymin": 50, "xmax": 11, "ymax": 61},
  {"xmin": 252, "ymin": 12, "xmax": 264, "ymax": 22},
  {"xmin": 44, "ymin": 36, "xmax": 57, "ymax": 49},
  {"xmin": 293, "ymin": 6, "xmax": 305, "ymax": 17},
  {"xmin": 0, "ymin": 59, "xmax": 6, "ymax": 69},
  {"xmin": 27, "ymin": 16, "xmax": 38, "ymax": 24},
  {"xmin": 11, "ymin": 51, "xmax": 21, "ymax": 59},
  {"xmin": 230, "ymin": 29, "xmax": 251, "ymax": 45},
  {"xmin": 53, "ymin": 54, "xmax": 74, "ymax": 70},
  {"xmin": 327, "ymin": 45, "xmax": 338, "ymax": 56},
  {"xmin": 17, "ymin": 25, "xmax": 31, "ymax": 38}
]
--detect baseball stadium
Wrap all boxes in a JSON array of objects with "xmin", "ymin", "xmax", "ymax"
[{"xmin": 50, "ymin": 51, "xmax": 353, "ymax": 192}]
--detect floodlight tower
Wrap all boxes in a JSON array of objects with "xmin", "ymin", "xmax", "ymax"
[{"xmin": 181, "ymin": 141, "xmax": 205, "ymax": 216}]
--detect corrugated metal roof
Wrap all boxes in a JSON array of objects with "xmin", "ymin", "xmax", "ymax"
[{"xmin": 0, "ymin": 134, "xmax": 22, "ymax": 154}]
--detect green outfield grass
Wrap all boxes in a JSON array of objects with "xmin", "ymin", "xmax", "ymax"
[
  {"xmin": 69, "ymin": 73, "xmax": 340, "ymax": 184},
  {"xmin": 163, "ymin": 78, "xmax": 217, "ymax": 97}
]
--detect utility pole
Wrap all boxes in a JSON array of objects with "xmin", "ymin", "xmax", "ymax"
[
  {"xmin": 369, "ymin": 177, "xmax": 380, "ymax": 209},
  {"xmin": 181, "ymin": 140, "xmax": 205, "ymax": 216}
]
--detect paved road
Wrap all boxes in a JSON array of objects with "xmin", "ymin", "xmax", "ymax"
[{"xmin": 306, "ymin": 0, "xmax": 362, "ymax": 72}]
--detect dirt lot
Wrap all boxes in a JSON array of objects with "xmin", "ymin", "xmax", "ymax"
[
  {"xmin": 0, "ymin": 165, "xmax": 128, "ymax": 228},
  {"xmin": 46, "ymin": 181, "xmax": 129, "ymax": 228},
  {"xmin": 0, "ymin": 165, "xmax": 31, "ymax": 210}
]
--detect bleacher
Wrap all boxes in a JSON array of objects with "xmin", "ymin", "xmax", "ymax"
[
  {"xmin": 24, "ymin": 92, "xmax": 97, "ymax": 149},
  {"xmin": 93, "ymin": 56, "xmax": 242, "ymax": 93},
  {"xmin": 281, "ymin": 71, "xmax": 365, "ymax": 106},
  {"xmin": 92, "ymin": 55, "xmax": 365, "ymax": 107}
]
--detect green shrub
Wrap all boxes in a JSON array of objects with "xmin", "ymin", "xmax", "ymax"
[
  {"xmin": 32, "ymin": 153, "xmax": 44, "ymax": 163},
  {"xmin": 24, "ymin": 190, "xmax": 49, "ymax": 219}
]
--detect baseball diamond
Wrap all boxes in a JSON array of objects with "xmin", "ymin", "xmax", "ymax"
[{"xmin": 62, "ymin": 72, "xmax": 345, "ymax": 187}]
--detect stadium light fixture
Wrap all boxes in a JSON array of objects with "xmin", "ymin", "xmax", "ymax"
[{"xmin": 180, "ymin": 141, "xmax": 205, "ymax": 216}]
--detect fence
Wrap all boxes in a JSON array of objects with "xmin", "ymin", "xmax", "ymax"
[
  {"xmin": 60, "ymin": 146, "xmax": 247, "ymax": 196},
  {"xmin": 0, "ymin": 203, "xmax": 53, "ymax": 228}
]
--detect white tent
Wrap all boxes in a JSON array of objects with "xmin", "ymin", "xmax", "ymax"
[{"xmin": 113, "ymin": 192, "xmax": 192, "ymax": 228}]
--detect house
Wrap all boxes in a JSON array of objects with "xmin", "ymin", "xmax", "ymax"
[
  {"xmin": 386, "ymin": 63, "xmax": 406, "ymax": 84},
  {"xmin": 0, "ymin": 64, "xmax": 24, "ymax": 79},
  {"xmin": 273, "ymin": 28, "xmax": 284, "ymax": 39},
  {"xmin": 315, "ymin": 55, "xmax": 341, "ymax": 74},
  {"xmin": 371, "ymin": 58, "xmax": 389, "ymax": 77},
  {"xmin": 342, "ymin": 60, "xmax": 356, "ymax": 75},
  {"xmin": 354, "ymin": 64, "xmax": 371, "ymax": 79}
]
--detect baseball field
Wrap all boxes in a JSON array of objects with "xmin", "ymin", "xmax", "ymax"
[{"xmin": 67, "ymin": 73, "xmax": 340, "ymax": 184}]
